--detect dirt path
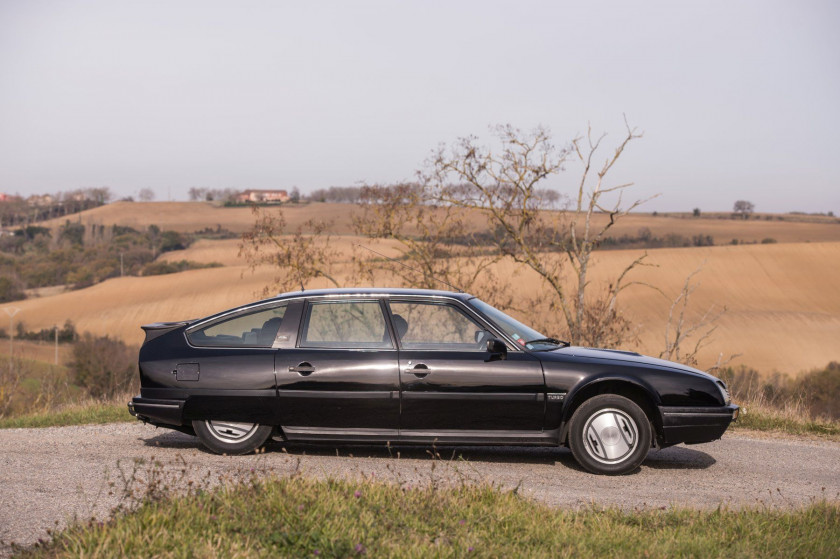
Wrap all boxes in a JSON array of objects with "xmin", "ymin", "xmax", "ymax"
[{"xmin": 2, "ymin": 423, "xmax": 839, "ymax": 556}]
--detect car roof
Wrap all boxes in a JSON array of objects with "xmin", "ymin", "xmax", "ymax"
[{"xmin": 273, "ymin": 287, "xmax": 474, "ymax": 301}]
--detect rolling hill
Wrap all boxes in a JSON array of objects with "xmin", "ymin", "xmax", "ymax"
[
  {"xmin": 38, "ymin": 201, "xmax": 840, "ymax": 244},
  {"xmin": 9, "ymin": 235, "xmax": 840, "ymax": 375}
]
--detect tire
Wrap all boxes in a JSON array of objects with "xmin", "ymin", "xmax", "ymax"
[
  {"xmin": 192, "ymin": 419, "xmax": 273, "ymax": 455},
  {"xmin": 568, "ymin": 394, "xmax": 652, "ymax": 475}
]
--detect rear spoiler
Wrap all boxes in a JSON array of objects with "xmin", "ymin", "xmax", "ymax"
[{"xmin": 141, "ymin": 321, "xmax": 193, "ymax": 343}]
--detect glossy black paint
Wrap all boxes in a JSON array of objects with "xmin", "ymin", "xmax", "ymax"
[{"xmin": 131, "ymin": 288, "xmax": 737, "ymax": 448}]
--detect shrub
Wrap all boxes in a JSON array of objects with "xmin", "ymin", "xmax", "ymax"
[
  {"xmin": 0, "ymin": 274, "xmax": 26, "ymax": 303},
  {"xmin": 158, "ymin": 231, "xmax": 187, "ymax": 253},
  {"xmin": 3, "ymin": 320, "xmax": 77, "ymax": 343},
  {"xmin": 761, "ymin": 237, "xmax": 778, "ymax": 244},
  {"xmin": 142, "ymin": 260, "xmax": 223, "ymax": 276},
  {"xmin": 58, "ymin": 221, "xmax": 86, "ymax": 246},
  {"xmin": 69, "ymin": 334, "xmax": 137, "ymax": 398},
  {"xmin": 798, "ymin": 362, "xmax": 840, "ymax": 419},
  {"xmin": 721, "ymin": 362, "xmax": 840, "ymax": 421}
]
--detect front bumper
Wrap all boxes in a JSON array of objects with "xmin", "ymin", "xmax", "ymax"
[
  {"xmin": 128, "ymin": 396, "xmax": 185, "ymax": 426},
  {"xmin": 658, "ymin": 404, "xmax": 739, "ymax": 445}
]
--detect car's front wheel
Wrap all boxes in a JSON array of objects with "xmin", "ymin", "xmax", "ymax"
[
  {"xmin": 568, "ymin": 394, "xmax": 652, "ymax": 475},
  {"xmin": 192, "ymin": 420, "xmax": 273, "ymax": 455}
]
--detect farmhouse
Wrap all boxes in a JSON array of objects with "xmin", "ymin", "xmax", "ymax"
[{"xmin": 236, "ymin": 189, "xmax": 290, "ymax": 203}]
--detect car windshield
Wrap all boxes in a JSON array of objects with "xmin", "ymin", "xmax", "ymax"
[{"xmin": 469, "ymin": 298, "xmax": 565, "ymax": 350}]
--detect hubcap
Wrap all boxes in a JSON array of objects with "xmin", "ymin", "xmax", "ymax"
[
  {"xmin": 582, "ymin": 408, "xmax": 639, "ymax": 464},
  {"xmin": 205, "ymin": 420, "xmax": 258, "ymax": 443}
]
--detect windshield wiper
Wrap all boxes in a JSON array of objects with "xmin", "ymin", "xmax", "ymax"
[{"xmin": 526, "ymin": 337, "xmax": 570, "ymax": 348}]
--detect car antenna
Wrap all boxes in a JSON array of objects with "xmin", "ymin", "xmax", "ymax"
[{"xmin": 354, "ymin": 243, "xmax": 464, "ymax": 293}]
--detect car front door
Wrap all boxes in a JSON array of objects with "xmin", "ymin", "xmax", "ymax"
[
  {"xmin": 389, "ymin": 299, "xmax": 545, "ymax": 437},
  {"xmin": 275, "ymin": 298, "xmax": 400, "ymax": 440}
]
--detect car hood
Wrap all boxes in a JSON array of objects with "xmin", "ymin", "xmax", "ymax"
[{"xmin": 541, "ymin": 346, "xmax": 717, "ymax": 380}]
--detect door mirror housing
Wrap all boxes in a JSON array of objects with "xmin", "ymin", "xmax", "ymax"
[{"xmin": 486, "ymin": 338, "xmax": 507, "ymax": 360}]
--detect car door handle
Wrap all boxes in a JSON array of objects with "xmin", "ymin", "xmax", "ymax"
[
  {"xmin": 405, "ymin": 364, "xmax": 430, "ymax": 377},
  {"xmin": 289, "ymin": 362, "xmax": 315, "ymax": 376}
]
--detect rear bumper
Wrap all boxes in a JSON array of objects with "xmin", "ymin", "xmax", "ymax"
[
  {"xmin": 128, "ymin": 396, "xmax": 185, "ymax": 426},
  {"xmin": 658, "ymin": 404, "xmax": 739, "ymax": 445}
]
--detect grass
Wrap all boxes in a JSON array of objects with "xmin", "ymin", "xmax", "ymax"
[
  {"xmin": 731, "ymin": 405, "xmax": 840, "ymax": 439},
  {"xmin": 14, "ymin": 476, "xmax": 840, "ymax": 558},
  {"xmin": 0, "ymin": 400, "xmax": 131, "ymax": 429}
]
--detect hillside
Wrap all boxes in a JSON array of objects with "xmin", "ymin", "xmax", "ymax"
[
  {"xmin": 37, "ymin": 201, "xmax": 358, "ymax": 234},
  {"xmin": 10, "ymin": 240, "xmax": 840, "ymax": 375},
  {"xmin": 36, "ymin": 201, "xmax": 840, "ymax": 244}
]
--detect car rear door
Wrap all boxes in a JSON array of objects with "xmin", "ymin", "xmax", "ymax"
[
  {"xmin": 275, "ymin": 297, "xmax": 401, "ymax": 440},
  {"xmin": 178, "ymin": 301, "xmax": 296, "ymax": 424}
]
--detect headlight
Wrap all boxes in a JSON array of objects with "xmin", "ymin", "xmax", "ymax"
[{"xmin": 715, "ymin": 381, "xmax": 731, "ymax": 405}]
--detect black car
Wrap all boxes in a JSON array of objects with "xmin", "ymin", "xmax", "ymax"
[{"xmin": 129, "ymin": 288, "xmax": 738, "ymax": 475}]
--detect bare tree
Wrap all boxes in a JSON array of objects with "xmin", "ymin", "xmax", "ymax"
[
  {"xmin": 428, "ymin": 121, "xmax": 651, "ymax": 347},
  {"xmin": 658, "ymin": 263, "xmax": 740, "ymax": 371},
  {"xmin": 138, "ymin": 188, "xmax": 156, "ymax": 202},
  {"xmin": 733, "ymin": 200, "xmax": 754, "ymax": 219},
  {"xmin": 353, "ymin": 183, "xmax": 516, "ymax": 310},
  {"xmin": 239, "ymin": 205, "xmax": 342, "ymax": 296}
]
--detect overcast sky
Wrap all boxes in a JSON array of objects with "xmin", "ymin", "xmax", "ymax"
[{"xmin": 1, "ymin": 0, "xmax": 838, "ymax": 212}]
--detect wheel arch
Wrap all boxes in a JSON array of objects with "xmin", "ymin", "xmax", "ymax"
[{"xmin": 559, "ymin": 376, "xmax": 662, "ymax": 444}]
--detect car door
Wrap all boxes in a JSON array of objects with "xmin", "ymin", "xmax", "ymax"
[
  {"xmin": 275, "ymin": 298, "xmax": 400, "ymax": 440},
  {"xmin": 389, "ymin": 299, "xmax": 545, "ymax": 435},
  {"xmin": 181, "ymin": 301, "xmax": 295, "ymax": 424}
]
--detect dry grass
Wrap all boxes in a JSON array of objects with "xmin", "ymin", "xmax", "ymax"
[
  {"xmin": 0, "ymin": 339, "xmax": 71, "ymax": 366},
  {"xmin": 157, "ymin": 235, "xmax": 406, "ymax": 266},
  {"xmin": 0, "ymin": 397, "xmax": 131, "ymax": 428},
  {"xmin": 603, "ymin": 212, "xmax": 840, "ymax": 243}
]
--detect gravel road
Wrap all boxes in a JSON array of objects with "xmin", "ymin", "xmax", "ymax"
[{"xmin": 2, "ymin": 423, "xmax": 839, "ymax": 556}]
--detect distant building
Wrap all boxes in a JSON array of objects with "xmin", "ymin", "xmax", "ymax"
[
  {"xmin": 26, "ymin": 194, "xmax": 54, "ymax": 206},
  {"xmin": 236, "ymin": 189, "xmax": 290, "ymax": 203},
  {"xmin": 0, "ymin": 193, "xmax": 9, "ymax": 202}
]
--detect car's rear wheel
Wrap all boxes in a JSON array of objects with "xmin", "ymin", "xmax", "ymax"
[
  {"xmin": 568, "ymin": 394, "xmax": 652, "ymax": 475},
  {"xmin": 192, "ymin": 420, "xmax": 272, "ymax": 455}
]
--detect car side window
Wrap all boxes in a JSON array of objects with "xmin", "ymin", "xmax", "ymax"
[
  {"xmin": 300, "ymin": 300, "xmax": 392, "ymax": 349},
  {"xmin": 187, "ymin": 304, "xmax": 288, "ymax": 348},
  {"xmin": 389, "ymin": 301, "xmax": 488, "ymax": 350}
]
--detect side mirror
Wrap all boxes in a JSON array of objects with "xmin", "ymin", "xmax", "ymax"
[{"xmin": 486, "ymin": 338, "xmax": 507, "ymax": 360}]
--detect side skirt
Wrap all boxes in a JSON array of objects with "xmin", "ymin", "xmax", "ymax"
[{"xmin": 281, "ymin": 426, "xmax": 561, "ymax": 446}]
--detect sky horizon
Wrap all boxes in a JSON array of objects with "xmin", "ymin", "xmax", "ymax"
[{"xmin": 1, "ymin": 1, "xmax": 838, "ymax": 213}]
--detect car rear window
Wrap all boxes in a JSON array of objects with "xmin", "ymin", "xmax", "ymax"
[{"xmin": 187, "ymin": 304, "xmax": 288, "ymax": 348}]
